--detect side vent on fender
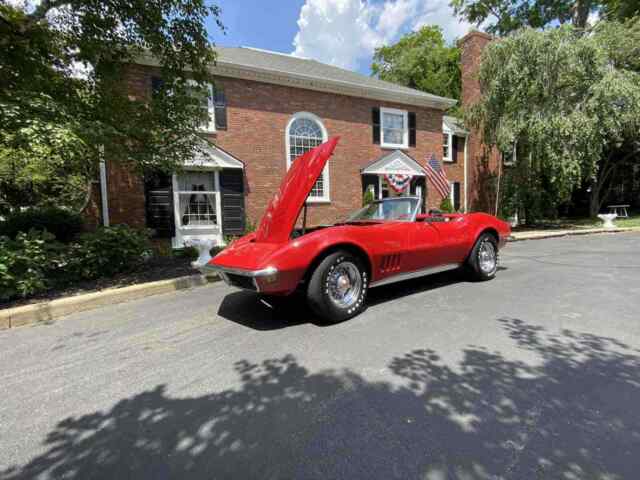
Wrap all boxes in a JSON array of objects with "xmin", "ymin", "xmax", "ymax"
[{"xmin": 380, "ymin": 254, "xmax": 402, "ymax": 273}]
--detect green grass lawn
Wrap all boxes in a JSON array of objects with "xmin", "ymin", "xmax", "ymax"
[{"xmin": 617, "ymin": 216, "xmax": 640, "ymax": 228}]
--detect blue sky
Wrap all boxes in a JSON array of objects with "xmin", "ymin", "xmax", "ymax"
[
  {"xmin": 206, "ymin": 0, "xmax": 473, "ymax": 75},
  {"xmin": 207, "ymin": 1, "xmax": 306, "ymax": 55}
]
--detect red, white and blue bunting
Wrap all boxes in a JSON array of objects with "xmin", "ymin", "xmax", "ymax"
[{"xmin": 384, "ymin": 174, "xmax": 412, "ymax": 193}]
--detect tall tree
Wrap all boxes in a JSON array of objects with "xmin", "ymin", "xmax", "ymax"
[
  {"xmin": 467, "ymin": 21, "xmax": 640, "ymax": 220},
  {"xmin": 371, "ymin": 26, "xmax": 461, "ymax": 104},
  {"xmin": 0, "ymin": 0, "xmax": 223, "ymax": 212},
  {"xmin": 450, "ymin": 0, "xmax": 639, "ymax": 34}
]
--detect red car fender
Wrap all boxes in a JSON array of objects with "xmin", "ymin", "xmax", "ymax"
[
  {"xmin": 259, "ymin": 228, "xmax": 375, "ymax": 295},
  {"xmin": 466, "ymin": 213, "xmax": 511, "ymax": 249}
]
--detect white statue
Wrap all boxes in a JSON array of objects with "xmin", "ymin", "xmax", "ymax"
[
  {"xmin": 185, "ymin": 238, "xmax": 216, "ymax": 269},
  {"xmin": 597, "ymin": 213, "xmax": 617, "ymax": 229}
]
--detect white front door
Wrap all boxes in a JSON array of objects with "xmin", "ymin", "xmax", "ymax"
[{"xmin": 172, "ymin": 170, "xmax": 223, "ymax": 248}]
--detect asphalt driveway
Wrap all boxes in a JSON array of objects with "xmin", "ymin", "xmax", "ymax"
[{"xmin": 1, "ymin": 232, "xmax": 639, "ymax": 480}]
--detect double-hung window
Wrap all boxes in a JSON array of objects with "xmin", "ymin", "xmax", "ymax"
[
  {"xmin": 187, "ymin": 80, "xmax": 216, "ymax": 133},
  {"xmin": 176, "ymin": 172, "xmax": 218, "ymax": 227},
  {"xmin": 443, "ymin": 132, "xmax": 453, "ymax": 162},
  {"xmin": 380, "ymin": 107, "xmax": 408, "ymax": 149}
]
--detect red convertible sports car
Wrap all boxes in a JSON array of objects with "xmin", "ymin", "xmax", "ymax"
[{"xmin": 203, "ymin": 137, "xmax": 511, "ymax": 322}]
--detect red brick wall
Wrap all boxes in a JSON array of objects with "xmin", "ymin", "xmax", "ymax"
[
  {"xmin": 460, "ymin": 31, "xmax": 501, "ymax": 213},
  {"xmin": 107, "ymin": 64, "xmax": 467, "ymax": 230},
  {"xmin": 100, "ymin": 65, "xmax": 149, "ymax": 229}
]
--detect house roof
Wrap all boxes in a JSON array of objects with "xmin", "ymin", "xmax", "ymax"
[
  {"xmin": 184, "ymin": 137, "xmax": 244, "ymax": 169},
  {"xmin": 443, "ymin": 115, "xmax": 469, "ymax": 136},
  {"xmin": 136, "ymin": 47, "xmax": 457, "ymax": 110}
]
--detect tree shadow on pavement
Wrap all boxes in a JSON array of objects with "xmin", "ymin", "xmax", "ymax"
[{"xmin": 3, "ymin": 318, "xmax": 639, "ymax": 479}]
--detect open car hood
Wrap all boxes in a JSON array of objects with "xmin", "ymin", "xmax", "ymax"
[{"xmin": 254, "ymin": 137, "xmax": 340, "ymax": 243}]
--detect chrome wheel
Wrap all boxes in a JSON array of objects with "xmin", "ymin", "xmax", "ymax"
[
  {"xmin": 478, "ymin": 240, "xmax": 497, "ymax": 274},
  {"xmin": 327, "ymin": 261, "xmax": 362, "ymax": 309}
]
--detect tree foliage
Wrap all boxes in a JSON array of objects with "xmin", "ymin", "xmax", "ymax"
[
  {"xmin": 371, "ymin": 26, "xmax": 461, "ymax": 104},
  {"xmin": 450, "ymin": 0, "xmax": 639, "ymax": 35},
  {"xmin": 467, "ymin": 20, "xmax": 640, "ymax": 220},
  {"xmin": 0, "ymin": 0, "xmax": 223, "ymax": 211}
]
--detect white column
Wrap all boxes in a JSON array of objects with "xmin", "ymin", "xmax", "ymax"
[
  {"xmin": 463, "ymin": 134, "xmax": 469, "ymax": 212},
  {"xmin": 99, "ymin": 145, "xmax": 110, "ymax": 227}
]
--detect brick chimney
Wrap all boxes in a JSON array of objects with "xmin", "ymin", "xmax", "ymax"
[
  {"xmin": 458, "ymin": 30, "xmax": 500, "ymax": 213},
  {"xmin": 459, "ymin": 30, "xmax": 494, "ymax": 109}
]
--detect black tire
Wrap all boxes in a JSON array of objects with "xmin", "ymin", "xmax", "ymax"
[
  {"xmin": 307, "ymin": 250, "xmax": 368, "ymax": 323},
  {"xmin": 467, "ymin": 233, "xmax": 499, "ymax": 281}
]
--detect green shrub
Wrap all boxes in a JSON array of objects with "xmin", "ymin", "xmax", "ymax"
[
  {"xmin": 0, "ymin": 225, "xmax": 153, "ymax": 302},
  {"xmin": 439, "ymin": 197, "xmax": 454, "ymax": 213},
  {"xmin": 176, "ymin": 246, "xmax": 199, "ymax": 259},
  {"xmin": 0, "ymin": 231, "xmax": 57, "ymax": 301},
  {"xmin": 0, "ymin": 207, "xmax": 84, "ymax": 243},
  {"xmin": 68, "ymin": 225, "xmax": 152, "ymax": 280}
]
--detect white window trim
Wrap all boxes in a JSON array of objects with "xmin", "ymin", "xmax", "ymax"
[
  {"xmin": 285, "ymin": 111, "xmax": 330, "ymax": 203},
  {"xmin": 172, "ymin": 170, "xmax": 221, "ymax": 230},
  {"xmin": 449, "ymin": 181, "xmax": 456, "ymax": 207},
  {"xmin": 380, "ymin": 107, "xmax": 409, "ymax": 149},
  {"xmin": 187, "ymin": 80, "xmax": 216, "ymax": 134},
  {"xmin": 443, "ymin": 127, "xmax": 453, "ymax": 163}
]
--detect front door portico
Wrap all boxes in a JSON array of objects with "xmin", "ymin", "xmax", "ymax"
[{"xmin": 361, "ymin": 150, "xmax": 427, "ymax": 212}]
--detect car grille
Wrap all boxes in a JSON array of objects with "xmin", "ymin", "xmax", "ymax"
[{"xmin": 225, "ymin": 273, "xmax": 257, "ymax": 291}]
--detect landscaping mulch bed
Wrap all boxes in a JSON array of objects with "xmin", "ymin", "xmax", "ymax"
[{"xmin": 1, "ymin": 255, "xmax": 198, "ymax": 310}]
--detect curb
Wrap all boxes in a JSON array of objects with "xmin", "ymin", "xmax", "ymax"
[
  {"xmin": 0, "ymin": 274, "xmax": 219, "ymax": 331},
  {"xmin": 508, "ymin": 226, "xmax": 639, "ymax": 242}
]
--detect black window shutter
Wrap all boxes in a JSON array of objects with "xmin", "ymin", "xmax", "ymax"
[
  {"xmin": 408, "ymin": 112, "xmax": 416, "ymax": 147},
  {"xmin": 144, "ymin": 173, "xmax": 175, "ymax": 238},
  {"xmin": 220, "ymin": 169, "xmax": 245, "ymax": 235},
  {"xmin": 451, "ymin": 135, "xmax": 458, "ymax": 162},
  {"xmin": 372, "ymin": 107, "xmax": 381, "ymax": 144},
  {"xmin": 213, "ymin": 87, "xmax": 227, "ymax": 130},
  {"xmin": 453, "ymin": 182, "xmax": 461, "ymax": 211}
]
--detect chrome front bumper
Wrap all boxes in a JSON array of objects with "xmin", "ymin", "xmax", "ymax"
[{"xmin": 200, "ymin": 264, "xmax": 278, "ymax": 292}]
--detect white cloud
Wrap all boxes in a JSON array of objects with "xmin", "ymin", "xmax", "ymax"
[{"xmin": 292, "ymin": 0, "xmax": 471, "ymax": 71}]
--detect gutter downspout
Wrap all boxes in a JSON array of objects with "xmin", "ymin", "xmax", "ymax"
[
  {"xmin": 463, "ymin": 134, "xmax": 469, "ymax": 212},
  {"xmin": 99, "ymin": 145, "xmax": 110, "ymax": 227}
]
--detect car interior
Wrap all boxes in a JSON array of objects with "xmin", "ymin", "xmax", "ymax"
[{"xmin": 416, "ymin": 210, "xmax": 459, "ymax": 223}]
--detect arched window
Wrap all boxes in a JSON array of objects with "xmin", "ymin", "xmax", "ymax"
[{"xmin": 286, "ymin": 112, "xmax": 329, "ymax": 202}]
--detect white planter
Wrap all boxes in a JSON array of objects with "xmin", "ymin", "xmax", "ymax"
[
  {"xmin": 597, "ymin": 213, "xmax": 617, "ymax": 229},
  {"xmin": 184, "ymin": 238, "xmax": 216, "ymax": 268}
]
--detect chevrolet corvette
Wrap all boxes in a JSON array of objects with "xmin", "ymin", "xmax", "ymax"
[{"xmin": 203, "ymin": 137, "xmax": 511, "ymax": 322}]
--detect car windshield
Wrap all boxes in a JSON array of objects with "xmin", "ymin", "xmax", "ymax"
[{"xmin": 347, "ymin": 197, "xmax": 419, "ymax": 222}]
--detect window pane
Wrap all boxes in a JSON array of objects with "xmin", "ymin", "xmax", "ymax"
[
  {"xmin": 178, "ymin": 192, "xmax": 217, "ymax": 226},
  {"xmin": 288, "ymin": 116, "xmax": 325, "ymax": 198},
  {"xmin": 381, "ymin": 111, "xmax": 405, "ymax": 145},
  {"xmin": 178, "ymin": 172, "xmax": 215, "ymax": 192},
  {"xmin": 383, "ymin": 112, "xmax": 404, "ymax": 129},
  {"xmin": 443, "ymin": 134, "xmax": 450, "ymax": 158},
  {"xmin": 383, "ymin": 128, "xmax": 404, "ymax": 145},
  {"xmin": 188, "ymin": 83, "xmax": 212, "ymax": 130}
]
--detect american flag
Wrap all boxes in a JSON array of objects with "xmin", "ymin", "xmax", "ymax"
[{"xmin": 425, "ymin": 153, "xmax": 449, "ymax": 198}]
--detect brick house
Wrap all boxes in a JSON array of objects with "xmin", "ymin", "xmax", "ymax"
[{"xmin": 92, "ymin": 31, "xmax": 497, "ymax": 248}]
